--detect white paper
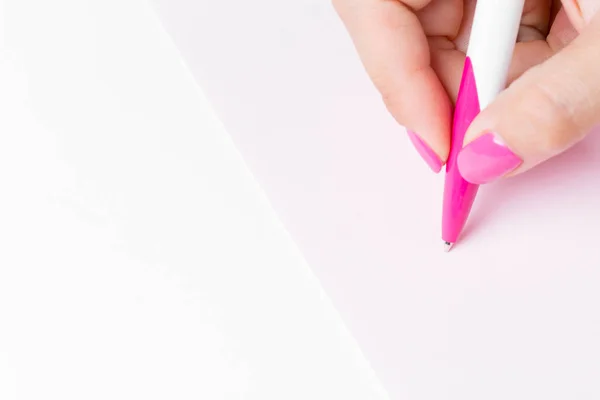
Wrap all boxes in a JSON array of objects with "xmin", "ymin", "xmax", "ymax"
[
  {"xmin": 0, "ymin": 1, "xmax": 388, "ymax": 398},
  {"xmin": 151, "ymin": 0, "xmax": 600, "ymax": 398}
]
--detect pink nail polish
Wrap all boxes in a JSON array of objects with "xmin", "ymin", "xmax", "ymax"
[
  {"xmin": 457, "ymin": 132, "xmax": 522, "ymax": 184},
  {"xmin": 407, "ymin": 130, "xmax": 443, "ymax": 173}
]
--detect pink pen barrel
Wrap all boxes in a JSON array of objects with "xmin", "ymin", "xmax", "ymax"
[
  {"xmin": 442, "ymin": 57, "xmax": 481, "ymax": 244},
  {"xmin": 441, "ymin": 0, "xmax": 524, "ymax": 247}
]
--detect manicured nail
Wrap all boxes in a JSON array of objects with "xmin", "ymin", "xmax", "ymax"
[
  {"xmin": 407, "ymin": 130, "xmax": 443, "ymax": 173},
  {"xmin": 457, "ymin": 132, "xmax": 522, "ymax": 184}
]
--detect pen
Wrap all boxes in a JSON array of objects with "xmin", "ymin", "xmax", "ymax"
[{"xmin": 442, "ymin": 0, "xmax": 525, "ymax": 251}]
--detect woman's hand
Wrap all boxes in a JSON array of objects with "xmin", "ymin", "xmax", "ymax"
[{"xmin": 333, "ymin": 0, "xmax": 600, "ymax": 183}]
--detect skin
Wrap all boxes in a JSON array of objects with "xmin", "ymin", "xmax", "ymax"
[{"xmin": 333, "ymin": 0, "xmax": 600, "ymax": 180}]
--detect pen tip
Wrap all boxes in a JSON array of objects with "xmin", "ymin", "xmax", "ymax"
[{"xmin": 444, "ymin": 242, "xmax": 454, "ymax": 252}]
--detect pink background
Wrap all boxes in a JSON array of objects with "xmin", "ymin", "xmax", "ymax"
[{"xmin": 153, "ymin": 1, "xmax": 600, "ymax": 398}]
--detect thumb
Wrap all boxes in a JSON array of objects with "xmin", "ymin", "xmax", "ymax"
[{"xmin": 457, "ymin": 11, "xmax": 600, "ymax": 185}]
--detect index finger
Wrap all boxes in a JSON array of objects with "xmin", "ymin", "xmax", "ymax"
[{"xmin": 333, "ymin": 0, "xmax": 452, "ymax": 166}]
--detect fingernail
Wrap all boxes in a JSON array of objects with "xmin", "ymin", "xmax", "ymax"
[
  {"xmin": 407, "ymin": 130, "xmax": 443, "ymax": 173},
  {"xmin": 457, "ymin": 132, "xmax": 522, "ymax": 184}
]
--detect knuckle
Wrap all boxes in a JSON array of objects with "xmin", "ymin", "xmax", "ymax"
[
  {"xmin": 367, "ymin": 65, "xmax": 394, "ymax": 101},
  {"xmin": 378, "ymin": 82, "xmax": 404, "ymax": 118},
  {"xmin": 371, "ymin": 68, "xmax": 414, "ymax": 115},
  {"xmin": 526, "ymin": 82, "xmax": 579, "ymax": 153}
]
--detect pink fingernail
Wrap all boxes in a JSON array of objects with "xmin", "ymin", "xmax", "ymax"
[
  {"xmin": 457, "ymin": 132, "xmax": 522, "ymax": 184},
  {"xmin": 407, "ymin": 130, "xmax": 443, "ymax": 173}
]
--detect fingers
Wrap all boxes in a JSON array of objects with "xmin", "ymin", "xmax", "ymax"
[
  {"xmin": 507, "ymin": 0, "xmax": 558, "ymax": 84},
  {"xmin": 457, "ymin": 12, "xmax": 600, "ymax": 185},
  {"xmin": 333, "ymin": 0, "xmax": 453, "ymax": 172},
  {"xmin": 520, "ymin": 0, "xmax": 553, "ymax": 40},
  {"xmin": 546, "ymin": 6, "xmax": 580, "ymax": 51}
]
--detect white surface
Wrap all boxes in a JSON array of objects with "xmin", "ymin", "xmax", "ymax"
[
  {"xmin": 468, "ymin": 0, "xmax": 525, "ymax": 108},
  {"xmin": 0, "ymin": 1, "xmax": 388, "ymax": 399},
  {"xmin": 152, "ymin": 1, "xmax": 600, "ymax": 399}
]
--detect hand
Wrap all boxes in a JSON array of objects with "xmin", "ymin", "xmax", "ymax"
[{"xmin": 333, "ymin": 0, "xmax": 600, "ymax": 183}]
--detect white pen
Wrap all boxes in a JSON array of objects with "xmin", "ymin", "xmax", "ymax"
[{"xmin": 442, "ymin": 0, "xmax": 525, "ymax": 250}]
